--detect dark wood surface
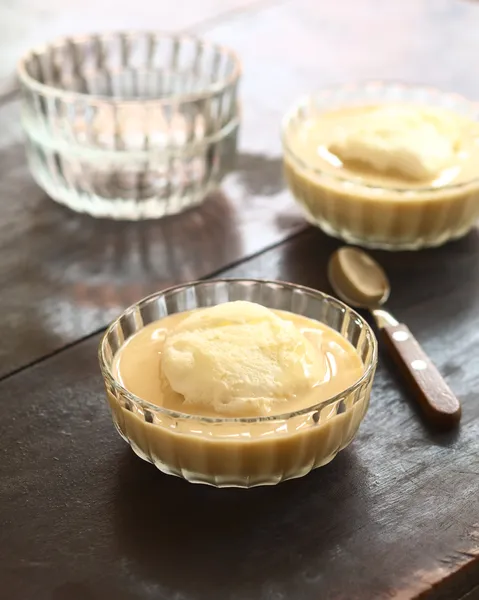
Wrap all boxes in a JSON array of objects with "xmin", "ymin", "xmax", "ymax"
[
  {"xmin": 2, "ymin": 0, "xmax": 479, "ymax": 598},
  {"xmin": 2, "ymin": 228, "xmax": 479, "ymax": 600}
]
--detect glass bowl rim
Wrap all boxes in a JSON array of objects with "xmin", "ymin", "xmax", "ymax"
[
  {"xmin": 17, "ymin": 30, "xmax": 242, "ymax": 106},
  {"xmin": 281, "ymin": 80, "xmax": 479, "ymax": 195},
  {"xmin": 98, "ymin": 277, "xmax": 378, "ymax": 424}
]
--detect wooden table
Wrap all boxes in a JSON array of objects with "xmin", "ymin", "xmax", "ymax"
[{"xmin": 1, "ymin": 1, "xmax": 479, "ymax": 599}]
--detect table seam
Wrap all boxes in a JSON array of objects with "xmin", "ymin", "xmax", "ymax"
[{"xmin": 0, "ymin": 225, "xmax": 309, "ymax": 384}]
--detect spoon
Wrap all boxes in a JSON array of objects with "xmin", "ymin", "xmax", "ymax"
[{"xmin": 328, "ymin": 246, "xmax": 461, "ymax": 428}]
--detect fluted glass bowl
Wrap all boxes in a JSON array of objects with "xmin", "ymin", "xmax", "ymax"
[
  {"xmin": 99, "ymin": 279, "xmax": 378, "ymax": 488},
  {"xmin": 282, "ymin": 82, "xmax": 479, "ymax": 250},
  {"xmin": 18, "ymin": 32, "xmax": 241, "ymax": 220}
]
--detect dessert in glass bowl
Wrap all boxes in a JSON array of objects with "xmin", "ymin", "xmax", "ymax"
[
  {"xmin": 99, "ymin": 279, "xmax": 377, "ymax": 488},
  {"xmin": 282, "ymin": 82, "xmax": 479, "ymax": 250}
]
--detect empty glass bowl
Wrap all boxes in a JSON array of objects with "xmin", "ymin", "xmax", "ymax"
[
  {"xmin": 99, "ymin": 279, "xmax": 378, "ymax": 488},
  {"xmin": 18, "ymin": 32, "xmax": 241, "ymax": 219}
]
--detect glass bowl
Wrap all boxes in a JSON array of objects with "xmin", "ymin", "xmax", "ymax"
[
  {"xmin": 98, "ymin": 279, "xmax": 378, "ymax": 488},
  {"xmin": 282, "ymin": 82, "xmax": 479, "ymax": 250},
  {"xmin": 18, "ymin": 32, "xmax": 241, "ymax": 220}
]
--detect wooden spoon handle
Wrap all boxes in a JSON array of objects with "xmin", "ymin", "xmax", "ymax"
[{"xmin": 381, "ymin": 324, "xmax": 461, "ymax": 428}]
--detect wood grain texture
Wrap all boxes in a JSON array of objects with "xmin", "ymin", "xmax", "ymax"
[
  {"xmin": 3, "ymin": 2, "xmax": 479, "ymax": 594},
  {"xmin": 1, "ymin": 229, "xmax": 479, "ymax": 600}
]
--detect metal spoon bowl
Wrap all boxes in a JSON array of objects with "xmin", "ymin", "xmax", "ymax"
[{"xmin": 328, "ymin": 247, "xmax": 461, "ymax": 428}]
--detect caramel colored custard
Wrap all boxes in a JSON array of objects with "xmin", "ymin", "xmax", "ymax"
[
  {"xmin": 114, "ymin": 301, "xmax": 363, "ymax": 418},
  {"xmin": 290, "ymin": 104, "xmax": 479, "ymax": 188},
  {"xmin": 107, "ymin": 302, "xmax": 371, "ymax": 485},
  {"xmin": 284, "ymin": 103, "xmax": 479, "ymax": 249}
]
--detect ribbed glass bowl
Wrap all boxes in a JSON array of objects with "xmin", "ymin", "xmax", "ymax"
[
  {"xmin": 99, "ymin": 279, "xmax": 378, "ymax": 488},
  {"xmin": 282, "ymin": 82, "xmax": 479, "ymax": 250},
  {"xmin": 18, "ymin": 32, "xmax": 241, "ymax": 220}
]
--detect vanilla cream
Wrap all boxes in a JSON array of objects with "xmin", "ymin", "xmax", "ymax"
[
  {"xmin": 161, "ymin": 301, "xmax": 327, "ymax": 415},
  {"xmin": 328, "ymin": 106, "xmax": 462, "ymax": 181},
  {"xmin": 113, "ymin": 302, "xmax": 364, "ymax": 418}
]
